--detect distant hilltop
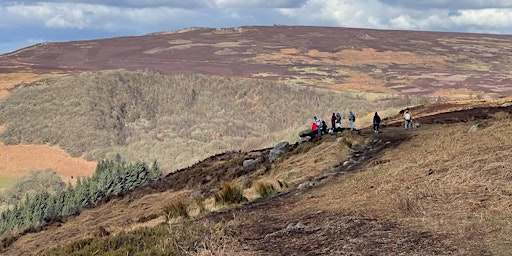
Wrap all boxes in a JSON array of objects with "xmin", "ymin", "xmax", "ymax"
[{"xmin": 1, "ymin": 25, "xmax": 512, "ymax": 99}]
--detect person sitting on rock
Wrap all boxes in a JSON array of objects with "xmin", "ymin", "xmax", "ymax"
[{"xmin": 314, "ymin": 116, "xmax": 322, "ymax": 136}]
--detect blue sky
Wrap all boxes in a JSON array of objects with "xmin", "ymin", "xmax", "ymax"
[{"xmin": 1, "ymin": 0, "xmax": 512, "ymax": 53}]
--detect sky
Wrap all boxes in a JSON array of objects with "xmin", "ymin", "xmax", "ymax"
[{"xmin": 1, "ymin": 0, "xmax": 512, "ymax": 53}]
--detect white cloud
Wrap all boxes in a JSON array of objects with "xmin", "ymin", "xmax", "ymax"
[
  {"xmin": 280, "ymin": 0, "xmax": 402, "ymax": 29},
  {"xmin": 4, "ymin": 3, "xmax": 191, "ymax": 31},
  {"xmin": 212, "ymin": 0, "xmax": 306, "ymax": 8},
  {"xmin": 450, "ymin": 8, "xmax": 512, "ymax": 28},
  {"xmin": 7, "ymin": 3, "xmax": 94, "ymax": 29},
  {"xmin": 380, "ymin": 0, "xmax": 512, "ymax": 9},
  {"xmin": 2, "ymin": 0, "xmax": 307, "ymax": 9}
]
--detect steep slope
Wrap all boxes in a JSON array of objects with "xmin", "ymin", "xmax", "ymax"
[{"xmin": 1, "ymin": 100, "xmax": 511, "ymax": 255}]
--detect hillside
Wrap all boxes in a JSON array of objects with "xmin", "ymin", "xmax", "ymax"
[
  {"xmin": 1, "ymin": 26, "xmax": 512, "ymax": 100},
  {"xmin": 1, "ymin": 26, "xmax": 512, "ymax": 183},
  {"xmin": 0, "ymin": 99, "xmax": 511, "ymax": 255},
  {"xmin": 0, "ymin": 70, "xmax": 376, "ymax": 175},
  {"xmin": 0, "ymin": 25, "xmax": 512, "ymax": 255}
]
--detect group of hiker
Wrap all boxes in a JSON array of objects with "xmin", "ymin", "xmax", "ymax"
[
  {"xmin": 311, "ymin": 111, "xmax": 358, "ymax": 137},
  {"xmin": 310, "ymin": 109, "xmax": 413, "ymax": 136}
]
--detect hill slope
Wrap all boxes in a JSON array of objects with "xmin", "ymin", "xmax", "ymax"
[
  {"xmin": 1, "ymin": 100, "xmax": 511, "ymax": 255},
  {"xmin": 2, "ymin": 26, "xmax": 512, "ymax": 99},
  {"xmin": 0, "ymin": 70, "xmax": 375, "ymax": 174}
]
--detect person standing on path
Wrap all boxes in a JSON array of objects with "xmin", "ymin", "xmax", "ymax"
[
  {"xmin": 335, "ymin": 112, "xmax": 342, "ymax": 132},
  {"xmin": 331, "ymin": 113, "xmax": 336, "ymax": 130},
  {"xmin": 348, "ymin": 111, "xmax": 356, "ymax": 131},
  {"xmin": 404, "ymin": 110, "xmax": 412, "ymax": 129},
  {"xmin": 314, "ymin": 116, "xmax": 322, "ymax": 136},
  {"xmin": 373, "ymin": 112, "xmax": 381, "ymax": 133}
]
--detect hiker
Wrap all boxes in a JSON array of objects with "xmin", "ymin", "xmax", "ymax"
[
  {"xmin": 336, "ymin": 113, "xmax": 342, "ymax": 126},
  {"xmin": 373, "ymin": 112, "xmax": 381, "ymax": 133},
  {"xmin": 404, "ymin": 109, "xmax": 412, "ymax": 129},
  {"xmin": 348, "ymin": 111, "xmax": 356, "ymax": 131},
  {"xmin": 311, "ymin": 118, "xmax": 319, "ymax": 138},
  {"xmin": 314, "ymin": 116, "xmax": 322, "ymax": 136},
  {"xmin": 331, "ymin": 113, "xmax": 336, "ymax": 130},
  {"xmin": 321, "ymin": 120, "xmax": 328, "ymax": 134}
]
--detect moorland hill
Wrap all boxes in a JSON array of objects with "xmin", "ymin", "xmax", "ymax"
[
  {"xmin": 0, "ymin": 26, "xmax": 512, "ymax": 255},
  {"xmin": 1, "ymin": 26, "xmax": 512, "ymax": 100},
  {"xmin": 0, "ymin": 99, "xmax": 511, "ymax": 255}
]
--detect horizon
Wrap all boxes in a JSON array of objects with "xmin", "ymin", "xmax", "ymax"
[{"xmin": 1, "ymin": 0, "xmax": 512, "ymax": 54}]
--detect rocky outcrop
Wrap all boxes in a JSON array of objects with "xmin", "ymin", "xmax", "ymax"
[{"xmin": 269, "ymin": 141, "xmax": 290, "ymax": 163}]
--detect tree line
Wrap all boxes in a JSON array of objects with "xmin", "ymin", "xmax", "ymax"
[{"xmin": 0, "ymin": 155, "xmax": 161, "ymax": 235}]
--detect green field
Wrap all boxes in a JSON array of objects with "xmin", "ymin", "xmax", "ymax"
[{"xmin": 0, "ymin": 176, "xmax": 17, "ymax": 189}]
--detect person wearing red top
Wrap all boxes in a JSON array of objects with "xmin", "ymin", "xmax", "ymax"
[{"xmin": 311, "ymin": 121, "xmax": 318, "ymax": 131}]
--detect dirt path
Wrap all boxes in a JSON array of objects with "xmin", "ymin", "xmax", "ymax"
[{"xmin": 200, "ymin": 128, "xmax": 456, "ymax": 255}]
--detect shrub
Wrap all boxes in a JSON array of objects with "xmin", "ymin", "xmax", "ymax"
[
  {"xmin": 214, "ymin": 183, "xmax": 246, "ymax": 206},
  {"xmin": 193, "ymin": 195, "xmax": 207, "ymax": 214},
  {"xmin": 162, "ymin": 200, "xmax": 189, "ymax": 220},
  {"xmin": 254, "ymin": 181, "xmax": 276, "ymax": 198}
]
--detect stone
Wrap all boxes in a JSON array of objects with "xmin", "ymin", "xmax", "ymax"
[
  {"xmin": 468, "ymin": 123, "xmax": 479, "ymax": 133},
  {"xmin": 269, "ymin": 141, "xmax": 290, "ymax": 163}
]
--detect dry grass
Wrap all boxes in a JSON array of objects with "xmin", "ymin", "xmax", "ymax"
[
  {"xmin": 303, "ymin": 115, "xmax": 512, "ymax": 253},
  {"xmin": 3, "ymin": 108, "xmax": 511, "ymax": 255}
]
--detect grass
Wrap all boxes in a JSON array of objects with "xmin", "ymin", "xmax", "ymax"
[
  {"xmin": 44, "ymin": 219, "xmax": 241, "ymax": 256},
  {"xmin": 253, "ymin": 181, "xmax": 276, "ymax": 198},
  {"xmin": 0, "ymin": 177, "xmax": 16, "ymax": 190},
  {"xmin": 162, "ymin": 200, "xmax": 189, "ymax": 220},
  {"xmin": 304, "ymin": 115, "xmax": 512, "ymax": 253},
  {"xmin": 214, "ymin": 183, "xmax": 247, "ymax": 206},
  {"xmin": 3, "ymin": 103, "xmax": 512, "ymax": 255}
]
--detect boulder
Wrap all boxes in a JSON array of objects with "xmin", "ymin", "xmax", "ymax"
[
  {"xmin": 298, "ymin": 136, "xmax": 311, "ymax": 144},
  {"xmin": 269, "ymin": 141, "xmax": 290, "ymax": 163},
  {"xmin": 299, "ymin": 129, "xmax": 314, "ymax": 137},
  {"xmin": 242, "ymin": 158, "xmax": 262, "ymax": 168}
]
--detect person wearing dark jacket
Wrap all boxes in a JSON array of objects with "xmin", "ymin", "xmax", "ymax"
[
  {"xmin": 373, "ymin": 112, "xmax": 381, "ymax": 133},
  {"xmin": 331, "ymin": 113, "xmax": 337, "ymax": 130}
]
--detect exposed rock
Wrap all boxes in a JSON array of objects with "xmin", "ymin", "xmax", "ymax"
[
  {"xmin": 499, "ymin": 102, "xmax": 512, "ymax": 108},
  {"xmin": 298, "ymin": 136, "xmax": 311, "ymax": 144},
  {"xmin": 242, "ymin": 158, "xmax": 262, "ymax": 168},
  {"xmin": 286, "ymin": 221, "xmax": 305, "ymax": 230},
  {"xmin": 269, "ymin": 141, "xmax": 290, "ymax": 163},
  {"xmin": 299, "ymin": 129, "xmax": 314, "ymax": 137},
  {"xmin": 298, "ymin": 181, "xmax": 316, "ymax": 189},
  {"xmin": 468, "ymin": 123, "xmax": 479, "ymax": 133}
]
